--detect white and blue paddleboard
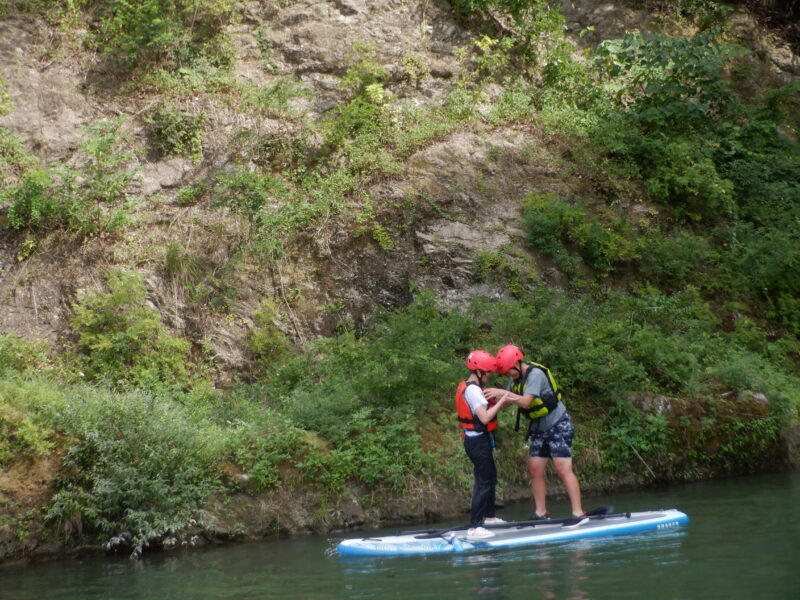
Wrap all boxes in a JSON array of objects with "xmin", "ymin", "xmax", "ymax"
[{"xmin": 337, "ymin": 508, "xmax": 689, "ymax": 557}]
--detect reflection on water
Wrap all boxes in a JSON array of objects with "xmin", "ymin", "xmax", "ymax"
[
  {"xmin": 333, "ymin": 525, "xmax": 692, "ymax": 600},
  {"xmin": 1, "ymin": 471, "xmax": 798, "ymax": 600}
]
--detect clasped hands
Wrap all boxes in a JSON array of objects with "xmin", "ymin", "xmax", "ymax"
[{"xmin": 484, "ymin": 387, "xmax": 517, "ymax": 409}]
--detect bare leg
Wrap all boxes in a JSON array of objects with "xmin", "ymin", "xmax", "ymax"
[
  {"xmin": 527, "ymin": 456, "xmax": 548, "ymax": 516},
  {"xmin": 553, "ymin": 457, "xmax": 584, "ymax": 517}
]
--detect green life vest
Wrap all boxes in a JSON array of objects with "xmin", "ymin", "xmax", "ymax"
[{"xmin": 512, "ymin": 362, "xmax": 562, "ymax": 423}]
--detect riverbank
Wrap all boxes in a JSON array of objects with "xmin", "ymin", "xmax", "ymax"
[
  {"xmin": 2, "ymin": 399, "xmax": 796, "ymax": 566},
  {"xmin": 11, "ymin": 471, "xmax": 800, "ymax": 600}
]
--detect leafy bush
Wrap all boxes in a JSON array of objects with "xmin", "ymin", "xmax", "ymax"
[
  {"xmin": 239, "ymin": 77, "xmax": 313, "ymax": 119},
  {"xmin": 4, "ymin": 169, "xmax": 64, "ymax": 232},
  {"xmin": 279, "ymin": 292, "xmax": 475, "ymax": 494},
  {"xmin": 0, "ymin": 127, "xmax": 38, "ymax": 182},
  {"xmin": 0, "ymin": 75, "xmax": 12, "ymax": 116},
  {"xmin": 484, "ymin": 286, "xmax": 725, "ymax": 401},
  {"xmin": 488, "ymin": 78, "xmax": 538, "ymax": 124},
  {"xmin": 0, "ymin": 334, "xmax": 51, "ymax": 375},
  {"xmin": 43, "ymin": 386, "xmax": 221, "ymax": 557},
  {"xmin": 297, "ymin": 418, "xmax": 425, "ymax": 492},
  {"xmin": 449, "ymin": 0, "xmax": 572, "ymax": 75},
  {"xmin": 247, "ymin": 301, "xmax": 294, "ymax": 375},
  {"xmin": 325, "ymin": 95, "xmax": 388, "ymax": 151},
  {"xmin": 227, "ymin": 411, "xmax": 303, "ymax": 491},
  {"xmin": 2, "ymin": 119, "xmax": 135, "ymax": 239},
  {"xmin": 0, "ymin": 379, "xmax": 54, "ymax": 466},
  {"xmin": 637, "ymin": 228, "xmax": 719, "ymax": 290},
  {"xmin": 233, "ymin": 293, "xmax": 476, "ymax": 494},
  {"xmin": 175, "ymin": 182, "xmax": 207, "ymax": 206},
  {"xmin": 145, "ymin": 103, "xmax": 205, "ymax": 160},
  {"xmin": 594, "ymin": 30, "xmax": 745, "ymax": 133},
  {"xmin": 87, "ymin": 0, "xmax": 237, "ymax": 71},
  {"xmin": 211, "ymin": 167, "xmax": 294, "ymax": 258},
  {"xmin": 522, "ymin": 192, "xmax": 638, "ymax": 275},
  {"xmin": 637, "ymin": 137, "xmax": 736, "ymax": 222},
  {"xmin": 603, "ymin": 399, "xmax": 670, "ymax": 475},
  {"xmin": 70, "ymin": 270, "xmax": 193, "ymax": 391},
  {"xmin": 651, "ymin": 0, "xmax": 733, "ymax": 28},
  {"xmin": 728, "ymin": 224, "xmax": 800, "ymax": 328}
]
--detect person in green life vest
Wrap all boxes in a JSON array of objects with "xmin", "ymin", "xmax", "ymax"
[{"xmin": 484, "ymin": 345, "xmax": 585, "ymax": 520}]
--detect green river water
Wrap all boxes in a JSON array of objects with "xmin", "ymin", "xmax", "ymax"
[{"xmin": 1, "ymin": 470, "xmax": 798, "ymax": 600}]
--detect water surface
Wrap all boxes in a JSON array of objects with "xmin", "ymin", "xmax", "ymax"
[{"xmin": 2, "ymin": 471, "xmax": 798, "ymax": 599}]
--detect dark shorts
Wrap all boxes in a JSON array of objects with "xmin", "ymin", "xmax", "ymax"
[{"xmin": 529, "ymin": 414, "xmax": 575, "ymax": 458}]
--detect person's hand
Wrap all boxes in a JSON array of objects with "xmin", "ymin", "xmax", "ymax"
[{"xmin": 484, "ymin": 387, "xmax": 504, "ymax": 400}]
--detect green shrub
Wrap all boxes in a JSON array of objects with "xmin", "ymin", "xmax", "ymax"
[
  {"xmin": 2, "ymin": 119, "xmax": 135, "ymax": 239},
  {"xmin": 297, "ymin": 418, "xmax": 425, "ymax": 492},
  {"xmin": 0, "ymin": 334, "xmax": 50, "ymax": 375},
  {"xmin": 0, "ymin": 127, "xmax": 38, "ymax": 182},
  {"xmin": 70, "ymin": 270, "xmax": 193, "ymax": 391},
  {"xmin": 521, "ymin": 191, "xmax": 580, "ymax": 270},
  {"xmin": 0, "ymin": 75, "xmax": 12, "ymax": 116},
  {"xmin": 340, "ymin": 42, "xmax": 390, "ymax": 96},
  {"xmin": 0, "ymin": 379, "xmax": 55, "ymax": 466},
  {"xmin": 2, "ymin": 1, "xmax": 83, "ymax": 25},
  {"xmin": 522, "ymin": 192, "xmax": 638, "ymax": 275},
  {"xmin": 43, "ymin": 386, "xmax": 221, "ymax": 557},
  {"xmin": 594, "ymin": 30, "xmax": 744, "ymax": 133},
  {"xmin": 239, "ymin": 77, "xmax": 313, "ymax": 119},
  {"xmin": 394, "ymin": 90, "xmax": 480, "ymax": 156},
  {"xmin": 88, "ymin": 0, "xmax": 237, "ymax": 71},
  {"xmin": 637, "ymin": 229, "xmax": 719, "ymax": 290},
  {"xmin": 4, "ymin": 169, "xmax": 64, "ymax": 232},
  {"xmin": 449, "ymin": 0, "xmax": 572, "ymax": 76},
  {"xmin": 227, "ymin": 411, "xmax": 303, "ymax": 491},
  {"xmin": 211, "ymin": 167, "xmax": 293, "ymax": 257},
  {"xmin": 654, "ymin": 0, "xmax": 733, "ymax": 28},
  {"xmin": 729, "ymin": 225, "xmax": 800, "ymax": 326},
  {"xmin": 639, "ymin": 137, "xmax": 735, "ymax": 222},
  {"xmin": 325, "ymin": 95, "xmax": 388, "ymax": 150},
  {"xmin": 175, "ymin": 182, "xmax": 207, "ymax": 205},
  {"xmin": 145, "ymin": 103, "xmax": 205, "ymax": 160},
  {"xmin": 484, "ymin": 286, "xmax": 724, "ymax": 400},
  {"xmin": 247, "ymin": 301, "xmax": 294, "ymax": 374},
  {"xmin": 487, "ymin": 78, "xmax": 538, "ymax": 124},
  {"xmin": 283, "ymin": 293, "xmax": 475, "ymax": 445},
  {"xmin": 603, "ymin": 399, "xmax": 670, "ymax": 476}
]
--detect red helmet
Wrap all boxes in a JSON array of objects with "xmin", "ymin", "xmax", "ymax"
[
  {"xmin": 466, "ymin": 350, "xmax": 497, "ymax": 372},
  {"xmin": 496, "ymin": 344, "xmax": 523, "ymax": 375}
]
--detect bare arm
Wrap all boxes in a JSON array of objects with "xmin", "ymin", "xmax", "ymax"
[
  {"xmin": 474, "ymin": 395, "xmax": 511, "ymax": 424},
  {"xmin": 485, "ymin": 387, "xmax": 537, "ymax": 410}
]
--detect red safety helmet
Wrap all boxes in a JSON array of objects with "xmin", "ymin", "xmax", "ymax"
[
  {"xmin": 496, "ymin": 344, "xmax": 523, "ymax": 375},
  {"xmin": 466, "ymin": 350, "xmax": 497, "ymax": 372}
]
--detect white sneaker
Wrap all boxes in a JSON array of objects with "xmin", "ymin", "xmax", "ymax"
[
  {"xmin": 483, "ymin": 517, "xmax": 506, "ymax": 525},
  {"xmin": 466, "ymin": 527, "xmax": 494, "ymax": 539}
]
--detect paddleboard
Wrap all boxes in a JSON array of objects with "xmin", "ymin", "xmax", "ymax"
[{"xmin": 336, "ymin": 508, "xmax": 689, "ymax": 557}]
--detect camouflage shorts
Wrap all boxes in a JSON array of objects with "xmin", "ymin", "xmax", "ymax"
[{"xmin": 528, "ymin": 414, "xmax": 575, "ymax": 458}]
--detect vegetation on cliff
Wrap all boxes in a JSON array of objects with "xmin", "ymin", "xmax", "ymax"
[{"xmin": 0, "ymin": 0, "xmax": 798, "ymax": 560}]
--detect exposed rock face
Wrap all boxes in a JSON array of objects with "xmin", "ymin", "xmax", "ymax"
[
  {"xmin": 0, "ymin": 18, "xmax": 95, "ymax": 161},
  {"xmin": 0, "ymin": 1, "xmax": 798, "ymax": 356},
  {"xmin": 238, "ymin": 0, "xmax": 467, "ymax": 110}
]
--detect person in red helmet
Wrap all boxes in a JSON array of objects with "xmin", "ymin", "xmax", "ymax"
[
  {"xmin": 485, "ymin": 345, "xmax": 585, "ymax": 520},
  {"xmin": 456, "ymin": 350, "xmax": 512, "ymax": 539}
]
